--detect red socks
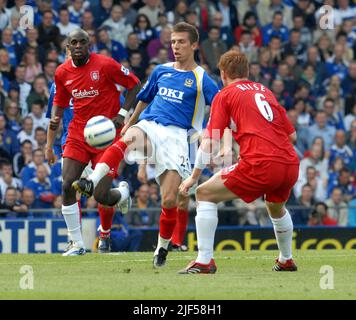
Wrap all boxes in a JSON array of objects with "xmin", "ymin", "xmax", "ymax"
[
  {"xmin": 159, "ymin": 207, "xmax": 178, "ymax": 240},
  {"xmin": 99, "ymin": 140, "xmax": 127, "ymax": 173},
  {"xmin": 98, "ymin": 204, "xmax": 115, "ymax": 238},
  {"xmin": 171, "ymin": 209, "xmax": 189, "ymax": 246}
]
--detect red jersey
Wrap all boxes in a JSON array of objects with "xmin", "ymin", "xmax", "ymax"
[
  {"xmin": 53, "ymin": 53, "xmax": 139, "ymax": 128},
  {"xmin": 206, "ymin": 80, "xmax": 299, "ymax": 165}
]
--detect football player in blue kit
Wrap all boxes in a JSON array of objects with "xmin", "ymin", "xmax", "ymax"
[{"xmin": 73, "ymin": 22, "xmax": 219, "ymax": 266}]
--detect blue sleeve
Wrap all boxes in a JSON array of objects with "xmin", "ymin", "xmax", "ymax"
[
  {"xmin": 202, "ymin": 73, "xmax": 219, "ymax": 106},
  {"xmin": 136, "ymin": 66, "xmax": 159, "ymax": 103},
  {"xmin": 46, "ymin": 84, "xmax": 56, "ymax": 119}
]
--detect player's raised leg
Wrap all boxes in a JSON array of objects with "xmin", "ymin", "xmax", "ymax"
[
  {"xmin": 152, "ymin": 170, "xmax": 182, "ymax": 267},
  {"xmin": 178, "ymin": 171, "xmax": 237, "ymax": 274},
  {"xmin": 265, "ymin": 201, "xmax": 297, "ymax": 271},
  {"xmin": 62, "ymin": 158, "xmax": 88, "ymax": 256}
]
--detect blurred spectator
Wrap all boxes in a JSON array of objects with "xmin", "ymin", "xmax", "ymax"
[
  {"xmin": 4, "ymin": 99, "xmax": 21, "ymax": 134},
  {"xmin": 344, "ymin": 103, "xmax": 356, "ymax": 132},
  {"xmin": 262, "ymin": 11, "xmax": 289, "ymax": 46},
  {"xmin": 328, "ymin": 156, "xmax": 346, "ymax": 195},
  {"xmin": 149, "ymin": 47, "xmax": 169, "ymax": 64},
  {"xmin": 284, "ymin": 53, "xmax": 303, "ymax": 83},
  {"xmin": 147, "ymin": 26, "xmax": 174, "ymax": 61},
  {"xmin": 327, "ymin": 168, "xmax": 356, "ymax": 202},
  {"xmin": 0, "ymin": 48, "xmax": 15, "ymax": 82},
  {"xmin": 214, "ymin": 0, "xmax": 238, "ymax": 31},
  {"xmin": 335, "ymin": 0, "xmax": 356, "ymax": 23},
  {"xmin": 133, "ymin": 13, "xmax": 156, "ymax": 48},
  {"xmin": 211, "ymin": 11, "xmax": 234, "ymax": 48},
  {"xmin": 52, "ymin": 194, "xmax": 63, "ymax": 217},
  {"xmin": 308, "ymin": 202, "xmax": 338, "ymax": 226},
  {"xmin": 120, "ymin": 0, "xmax": 138, "ymax": 26},
  {"xmin": 19, "ymin": 188, "xmax": 35, "ymax": 218},
  {"xmin": 126, "ymin": 183, "xmax": 159, "ymax": 227},
  {"xmin": 238, "ymin": 30, "xmax": 258, "ymax": 62},
  {"xmin": 293, "ymin": 98, "xmax": 312, "ymax": 128},
  {"xmin": 325, "ymin": 44, "xmax": 349, "ymax": 80},
  {"xmin": 275, "ymin": 61, "xmax": 297, "ymax": 96},
  {"xmin": 138, "ymin": 0, "xmax": 162, "ymax": 27},
  {"xmin": 268, "ymin": 35, "xmax": 283, "ymax": 67},
  {"xmin": 21, "ymin": 148, "xmax": 50, "ymax": 183},
  {"xmin": 201, "ymin": 26, "xmax": 227, "ymax": 74},
  {"xmin": 126, "ymin": 32, "xmax": 149, "ymax": 67},
  {"xmin": 13, "ymin": 140, "xmax": 33, "ymax": 178},
  {"xmin": 17, "ymin": 116, "xmax": 35, "ymax": 145},
  {"xmin": 24, "ymin": 163, "xmax": 55, "ymax": 215},
  {"xmin": 299, "ymin": 141, "xmax": 329, "ymax": 185},
  {"xmin": 329, "ymin": 130, "xmax": 353, "ymax": 169},
  {"xmin": 295, "ymin": 166, "xmax": 327, "ymax": 202},
  {"xmin": 259, "ymin": 0, "xmax": 293, "ymax": 29},
  {"xmin": 68, "ymin": 0, "xmax": 89, "ymax": 25},
  {"xmin": 270, "ymin": 79, "xmax": 293, "ymax": 110},
  {"xmin": 237, "ymin": 1, "xmax": 263, "ymax": 27},
  {"xmin": 0, "ymin": 113, "xmax": 20, "ymax": 157},
  {"xmin": 92, "ymin": 0, "xmax": 113, "ymax": 28},
  {"xmin": 189, "ymin": 0, "xmax": 216, "ymax": 32},
  {"xmin": 167, "ymin": 0, "xmax": 188, "ymax": 25},
  {"xmin": 325, "ymin": 187, "xmax": 348, "ymax": 226},
  {"xmin": 57, "ymin": 7, "xmax": 79, "ymax": 37},
  {"xmin": 307, "ymin": 110, "xmax": 336, "ymax": 150},
  {"xmin": 34, "ymin": 127, "xmax": 47, "ymax": 151},
  {"xmin": 12, "ymin": 65, "xmax": 31, "ymax": 117},
  {"xmin": 234, "ymin": 11, "xmax": 262, "ymax": 48},
  {"xmin": 43, "ymin": 60, "xmax": 57, "ymax": 89},
  {"xmin": 322, "ymin": 98, "xmax": 345, "ymax": 130},
  {"xmin": 154, "ymin": 12, "xmax": 173, "ymax": 37},
  {"xmin": 292, "ymin": 0, "xmax": 316, "ymax": 29},
  {"xmin": 286, "ymin": 109, "xmax": 307, "ymax": 157},
  {"xmin": 316, "ymin": 33, "xmax": 333, "ymax": 63},
  {"xmin": 129, "ymin": 51, "xmax": 146, "ymax": 80},
  {"xmin": 283, "ymin": 29, "xmax": 306, "ymax": 64},
  {"xmin": 26, "ymin": 75, "xmax": 49, "ymax": 110},
  {"xmin": 0, "ymin": 28, "xmax": 23, "ymax": 66},
  {"xmin": 101, "ymin": 4, "xmax": 133, "ymax": 46},
  {"xmin": 304, "ymin": 46, "xmax": 328, "ymax": 81},
  {"xmin": 27, "ymin": 100, "xmax": 49, "ymax": 131},
  {"xmin": 248, "ymin": 61, "xmax": 269, "ymax": 87},
  {"xmin": 233, "ymin": 198, "xmax": 269, "ymax": 226},
  {"xmin": 341, "ymin": 60, "xmax": 356, "ymax": 99},
  {"xmin": 257, "ymin": 47, "xmax": 273, "ymax": 83},
  {"xmin": 335, "ymin": 31, "xmax": 354, "ymax": 62},
  {"xmin": 0, "ymin": 186, "xmax": 26, "ymax": 218},
  {"xmin": 0, "ymin": 160, "xmax": 22, "ymax": 201},
  {"xmin": 292, "ymin": 184, "xmax": 316, "ymax": 225},
  {"xmin": 21, "ymin": 47, "xmax": 43, "ymax": 84},
  {"xmin": 0, "ymin": 0, "xmax": 11, "ymax": 30},
  {"xmin": 81, "ymin": 10, "xmax": 95, "ymax": 32},
  {"xmin": 37, "ymin": 10, "xmax": 61, "ymax": 51},
  {"xmin": 292, "ymin": 14, "xmax": 312, "ymax": 47},
  {"xmin": 97, "ymin": 27, "xmax": 128, "ymax": 62}
]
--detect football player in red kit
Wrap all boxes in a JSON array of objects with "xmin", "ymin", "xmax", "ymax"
[
  {"xmin": 45, "ymin": 29, "xmax": 140, "ymax": 255},
  {"xmin": 179, "ymin": 51, "xmax": 300, "ymax": 273}
]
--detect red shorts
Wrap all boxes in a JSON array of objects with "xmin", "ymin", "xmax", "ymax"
[
  {"xmin": 63, "ymin": 127, "xmax": 121, "ymax": 179},
  {"xmin": 221, "ymin": 159, "xmax": 299, "ymax": 203}
]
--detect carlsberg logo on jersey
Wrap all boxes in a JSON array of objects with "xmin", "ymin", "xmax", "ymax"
[
  {"xmin": 158, "ymin": 87, "xmax": 184, "ymax": 103},
  {"xmin": 72, "ymin": 88, "xmax": 99, "ymax": 99}
]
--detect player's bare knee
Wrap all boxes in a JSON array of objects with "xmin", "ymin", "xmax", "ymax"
[
  {"xmin": 161, "ymin": 195, "xmax": 177, "ymax": 209},
  {"xmin": 177, "ymin": 196, "xmax": 189, "ymax": 211},
  {"xmin": 93, "ymin": 190, "xmax": 110, "ymax": 206},
  {"xmin": 196, "ymin": 185, "xmax": 211, "ymax": 202}
]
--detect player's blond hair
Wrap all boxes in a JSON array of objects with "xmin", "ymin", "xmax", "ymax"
[{"xmin": 217, "ymin": 51, "xmax": 249, "ymax": 79}]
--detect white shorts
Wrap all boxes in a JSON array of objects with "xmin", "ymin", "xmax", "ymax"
[{"xmin": 128, "ymin": 120, "xmax": 192, "ymax": 183}]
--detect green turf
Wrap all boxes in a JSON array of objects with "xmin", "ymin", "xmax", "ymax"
[{"xmin": 0, "ymin": 250, "xmax": 355, "ymax": 300}]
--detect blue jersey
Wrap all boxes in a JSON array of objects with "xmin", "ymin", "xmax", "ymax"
[
  {"xmin": 46, "ymin": 83, "xmax": 125, "ymax": 148},
  {"xmin": 137, "ymin": 63, "xmax": 219, "ymax": 133}
]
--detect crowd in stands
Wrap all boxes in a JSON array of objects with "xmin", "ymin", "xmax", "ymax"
[{"xmin": 0, "ymin": 0, "xmax": 355, "ymax": 227}]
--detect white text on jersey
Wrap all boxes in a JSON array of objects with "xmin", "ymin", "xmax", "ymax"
[
  {"xmin": 72, "ymin": 88, "xmax": 99, "ymax": 99},
  {"xmin": 236, "ymin": 83, "xmax": 266, "ymax": 92}
]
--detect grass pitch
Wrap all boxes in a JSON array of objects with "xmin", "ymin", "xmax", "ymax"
[{"xmin": 0, "ymin": 250, "xmax": 355, "ymax": 300}]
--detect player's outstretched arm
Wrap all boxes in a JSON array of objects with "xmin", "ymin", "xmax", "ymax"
[
  {"xmin": 121, "ymin": 101, "xmax": 148, "ymax": 135},
  {"xmin": 45, "ymin": 105, "xmax": 64, "ymax": 165},
  {"xmin": 112, "ymin": 83, "xmax": 141, "ymax": 129},
  {"xmin": 179, "ymin": 137, "xmax": 213, "ymax": 196}
]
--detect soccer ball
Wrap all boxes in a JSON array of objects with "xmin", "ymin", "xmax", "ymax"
[{"xmin": 84, "ymin": 116, "xmax": 116, "ymax": 149}]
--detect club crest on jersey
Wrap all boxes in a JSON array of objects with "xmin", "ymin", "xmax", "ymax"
[
  {"xmin": 184, "ymin": 78, "xmax": 194, "ymax": 87},
  {"xmin": 90, "ymin": 71, "xmax": 99, "ymax": 82}
]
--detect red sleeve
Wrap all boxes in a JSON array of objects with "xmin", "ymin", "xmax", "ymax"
[
  {"xmin": 104, "ymin": 58, "xmax": 140, "ymax": 90},
  {"xmin": 205, "ymin": 91, "xmax": 230, "ymax": 140},
  {"xmin": 53, "ymin": 68, "xmax": 71, "ymax": 108}
]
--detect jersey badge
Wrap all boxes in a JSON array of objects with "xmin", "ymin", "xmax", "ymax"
[
  {"xmin": 90, "ymin": 71, "xmax": 99, "ymax": 82},
  {"xmin": 184, "ymin": 78, "xmax": 194, "ymax": 88}
]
